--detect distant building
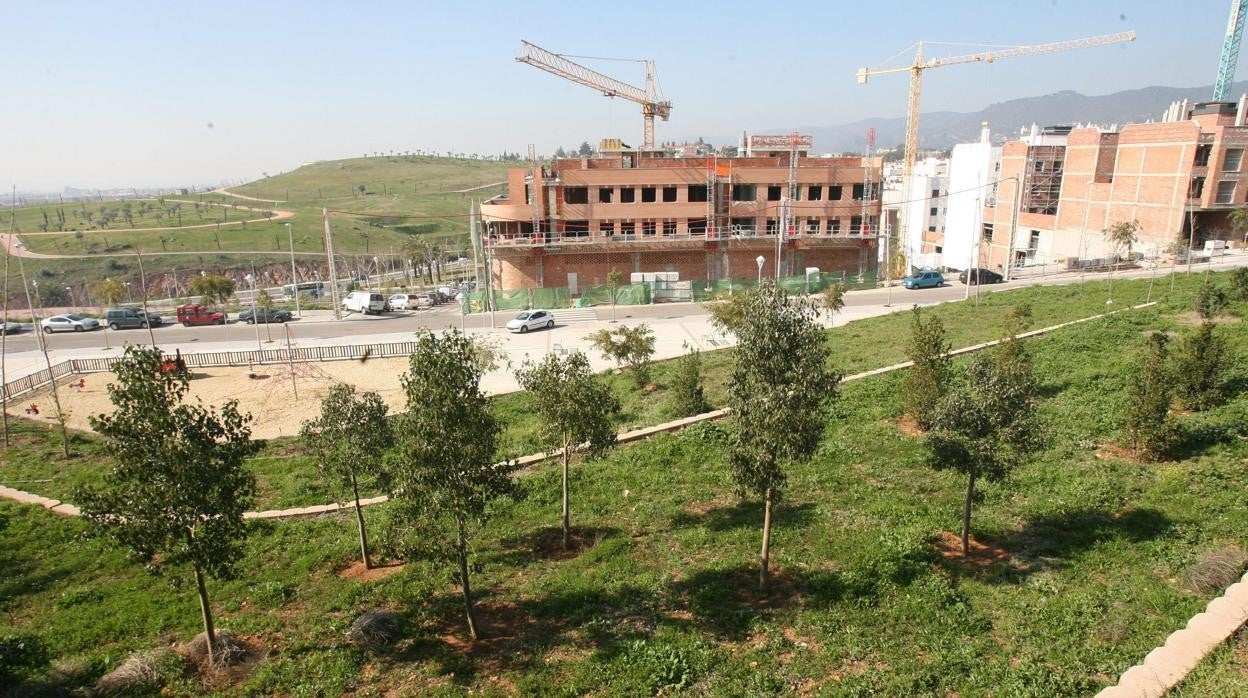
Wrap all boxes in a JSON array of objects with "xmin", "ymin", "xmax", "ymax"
[
  {"xmin": 479, "ymin": 136, "xmax": 884, "ymax": 291},
  {"xmin": 976, "ymin": 97, "xmax": 1248, "ymax": 272}
]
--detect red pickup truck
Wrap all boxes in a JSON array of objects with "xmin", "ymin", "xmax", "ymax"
[{"xmin": 175, "ymin": 304, "xmax": 226, "ymax": 326}]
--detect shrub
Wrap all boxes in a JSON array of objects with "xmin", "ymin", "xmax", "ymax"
[
  {"xmin": 1183, "ymin": 546, "xmax": 1248, "ymax": 595},
  {"xmin": 586, "ymin": 324, "xmax": 656, "ymax": 388},
  {"xmin": 903, "ymin": 306, "xmax": 952, "ymax": 431},
  {"xmin": 1195, "ymin": 281, "xmax": 1228, "ymax": 319},
  {"xmin": 346, "ymin": 609, "xmax": 404, "ymax": 651},
  {"xmin": 669, "ymin": 346, "xmax": 709, "ymax": 417},
  {"xmin": 1230, "ymin": 266, "xmax": 1248, "ymax": 301},
  {"xmin": 1172, "ymin": 322, "xmax": 1230, "ymax": 411},
  {"xmin": 0, "ymin": 632, "xmax": 48, "ymax": 684},
  {"xmin": 1122, "ymin": 333, "xmax": 1178, "ymax": 460}
]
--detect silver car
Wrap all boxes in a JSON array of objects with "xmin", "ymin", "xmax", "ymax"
[
  {"xmin": 41, "ymin": 314, "xmax": 100, "ymax": 333},
  {"xmin": 0, "ymin": 321, "xmax": 21, "ymax": 335},
  {"xmin": 505, "ymin": 309, "xmax": 555, "ymax": 333}
]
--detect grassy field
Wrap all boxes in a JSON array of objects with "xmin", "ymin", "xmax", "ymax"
[
  {"xmin": 3, "ymin": 156, "xmax": 513, "ymax": 295},
  {"xmin": 2, "ymin": 197, "xmax": 273, "ymax": 238},
  {"xmin": 3, "ymin": 274, "xmax": 1248, "ymax": 695},
  {"xmin": 3, "ymin": 274, "xmax": 1199, "ymax": 510}
]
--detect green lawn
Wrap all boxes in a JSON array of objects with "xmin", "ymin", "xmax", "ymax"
[{"xmin": 3, "ymin": 273, "xmax": 1248, "ymax": 695}]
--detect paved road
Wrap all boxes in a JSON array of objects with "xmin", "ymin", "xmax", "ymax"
[{"xmin": 3, "ymin": 255, "xmax": 1244, "ymax": 357}]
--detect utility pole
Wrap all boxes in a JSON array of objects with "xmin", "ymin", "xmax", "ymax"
[
  {"xmin": 1, "ymin": 187, "xmax": 14, "ymax": 446},
  {"xmin": 136, "ymin": 250, "xmax": 157, "ymax": 348},
  {"xmin": 323, "ymin": 208, "xmax": 341, "ymax": 319},
  {"xmin": 16, "ymin": 254, "xmax": 70, "ymax": 458},
  {"xmin": 287, "ymin": 222, "xmax": 301, "ymax": 318}
]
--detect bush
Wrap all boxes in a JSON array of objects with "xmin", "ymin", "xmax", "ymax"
[
  {"xmin": 1195, "ymin": 281, "xmax": 1228, "ymax": 319},
  {"xmin": 0, "ymin": 632, "xmax": 48, "ymax": 683},
  {"xmin": 1230, "ymin": 266, "xmax": 1248, "ymax": 301},
  {"xmin": 1183, "ymin": 546, "xmax": 1248, "ymax": 595},
  {"xmin": 903, "ymin": 306, "xmax": 951, "ymax": 431},
  {"xmin": 669, "ymin": 347, "xmax": 709, "ymax": 417},
  {"xmin": 586, "ymin": 324, "xmax": 656, "ymax": 388},
  {"xmin": 1122, "ymin": 333, "xmax": 1178, "ymax": 460},
  {"xmin": 1172, "ymin": 322, "xmax": 1230, "ymax": 411},
  {"xmin": 346, "ymin": 609, "xmax": 403, "ymax": 651}
]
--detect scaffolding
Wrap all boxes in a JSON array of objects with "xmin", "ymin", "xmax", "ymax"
[{"xmin": 1022, "ymin": 145, "xmax": 1066, "ymax": 215}]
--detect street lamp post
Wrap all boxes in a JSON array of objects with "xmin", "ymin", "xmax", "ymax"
[
  {"xmin": 124, "ymin": 281, "xmax": 132, "ymax": 304},
  {"xmin": 64, "ymin": 286, "xmax": 72, "ymax": 309},
  {"xmin": 287, "ymin": 222, "xmax": 301, "ymax": 318},
  {"xmin": 756, "ymin": 255, "xmax": 765, "ymax": 284}
]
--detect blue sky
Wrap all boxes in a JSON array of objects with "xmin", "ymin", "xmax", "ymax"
[{"xmin": 1, "ymin": 0, "xmax": 1242, "ymax": 190}]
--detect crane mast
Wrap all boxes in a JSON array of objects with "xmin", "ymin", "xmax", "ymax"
[
  {"xmin": 856, "ymin": 31, "xmax": 1135, "ymax": 273},
  {"xmin": 517, "ymin": 40, "xmax": 672, "ymax": 150},
  {"xmin": 1214, "ymin": 0, "xmax": 1248, "ymax": 101}
]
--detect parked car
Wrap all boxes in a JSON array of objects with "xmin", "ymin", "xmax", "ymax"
[
  {"xmin": 958, "ymin": 268, "xmax": 1004, "ymax": 285},
  {"xmin": 387, "ymin": 293, "xmax": 414, "ymax": 311},
  {"xmin": 414, "ymin": 293, "xmax": 435, "ymax": 309},
  {"xmin": 506, "ymin": 309, "xmax": 555, "ymax": 333},
  {"xmin": 105, "ymin": 307, "xmax": 162, "ymax": 330},
  {"xmin": 238, "ymin": 308, "xmax": 292, "ymax": 324},
  {"xmin": 175, "ymin": 303, "xmax": 226, "ymax": 326},
  {"xmin": 41, "ymin": 314, "xmax": 100, "ymax": 333},
  {"xmin": 1, "ymin": 321, "xmax": 22, "ymax": 334},
  {"xmin": 902, "ymin": 270, "xmax": 946, "ymax": 289},
  {"xmin": 342, "ymin": 291, "xmax": 386, "ymax": 315}
]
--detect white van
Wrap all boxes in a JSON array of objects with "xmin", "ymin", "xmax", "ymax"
[{"xmin": 342, "ymin": 291, "xmax": 386, "ymax": 315}]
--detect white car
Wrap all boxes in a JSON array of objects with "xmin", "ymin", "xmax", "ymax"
[
  {"xmin": 41, "ymin": 314, "xmax": 100, "ymax": 333},
  {"xmin": 387, "ymin": 293, "xmax": 413, "ymax": 310},
  {"xmin": 506, "ymin": 309, "xmax": 555, "ymax": 333}
]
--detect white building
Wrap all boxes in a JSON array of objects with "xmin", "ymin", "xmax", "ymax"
[
  {"xmin": 897, "ymin": 157, "xmax": 949, "ymax": 270},
  {"xmin": 945, "ymin": 123, "xmax": 1003, "ymax": 272}
]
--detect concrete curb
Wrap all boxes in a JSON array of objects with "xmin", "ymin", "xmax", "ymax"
[{"xmin": 1096, "ymin": 571, "xmax": 1248, "ymax": 697}]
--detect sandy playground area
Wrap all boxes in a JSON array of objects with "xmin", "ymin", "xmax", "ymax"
[{"xmin": 9, "ymin": 357, "xmax": 417, "ymax": 440}]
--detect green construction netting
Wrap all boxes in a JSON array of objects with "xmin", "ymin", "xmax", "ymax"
[
  {"xmin": 575, "ymin": 283, "xmax": 651, "ymax": 306},
  {"xmin": 530, "ymin": 287, "xmax": 571, "ymax": 309},
  {"xmin": 492, "ymin": 288, "xmax": 531, "ymax": 311}
]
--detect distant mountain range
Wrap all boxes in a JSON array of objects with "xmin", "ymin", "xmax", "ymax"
[{"xmin": 765, "ymin": 81, "xmax": 1248, "ymax": 153}]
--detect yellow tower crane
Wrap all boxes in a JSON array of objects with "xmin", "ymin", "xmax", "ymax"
[
  {"xmin": 857, "ymin": 31, "xmax": 1136, "ymax": 272},
  {"xmin": 517, "ymin": 40, "xmax": 672, "ymax": 150}
]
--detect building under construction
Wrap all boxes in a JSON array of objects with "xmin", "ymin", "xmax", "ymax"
[{"xmin": 479, "ymin": 136, "xmax": 883, "ymax": 293}]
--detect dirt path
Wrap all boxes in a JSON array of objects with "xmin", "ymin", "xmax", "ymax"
[{"xmin": 213, "ymin": 187, "xmax": 286, "ymax": 203}]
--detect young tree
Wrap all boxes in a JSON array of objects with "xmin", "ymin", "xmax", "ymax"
[
  {"xmin": 1172, "ymin": 322, "xmax": 1230, "ymax": 411},
  {"xmin": 300, "ymin": 383, "xmax": 393, "ymax": 569},
  {"xmin": 1122, "ymin": 333, "xmax": 1178, "ymax": 461},
  {"xmin": 821, "ymin": 283, "xmax": 847, "ymax": 327},
  {"xmin": 190, "ymin": 274, "xmax": 235, "ymax": 306},
  {"xmin": 926, "ymin": 335, "xmax": 1042, "ymax": 557},
  {"xmin": 515, "ymin": 351, "xmax": 618, "ymax": 550},
  {"xmin": 606, "ymin": 268, "xmax": 624, "ymax": 322},
  {"xmin": 77, "ymin": 347, "xmax": 259, "ymax": 664},
  {"xmin": 1103, "ymin": 220, "xmax": 1141, "ymax": 296},
  {"xmin": 726, "ymin": 283, "xmax": 840, "ymax": 590},
  {"xmin": 1229, "ymin": 206, "xmax": 1248, "ymax": 245},
  {"xmin": 389, "ymin": 331, "xmax": 522, "ymax": 639},
  {"xmin": 256, "ymin": 288, "xmax": 274, "ymax": 314},
  {"xmin": 903, "ymin": 306, "xmax": 952, "ymax": 431},
  {"xmin": 586, "ymin": 324, "xmax": 656, "ymax": 387},
  {"xmin": 94, "ymin": 278, "xmax": 126, "ymax": 307},
  {"xmin": 670, "ymin": 344, "xmax": 710, "ymax": 417},
  {"xmin": 705, "ymin": 292, "xmax": 751, "ymax": 336}
]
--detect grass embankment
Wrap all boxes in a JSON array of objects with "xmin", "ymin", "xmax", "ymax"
[
  {"xmin": 4, "ymin": 275, "xmax": 1188, "ymax": 510},
  {"xmin": 3, "ymin": 156, "xmax": 511, "ymax": 292},
  {"xmin": 3, "ymin": 273, "xmax": 1248, "ymax": 695}
]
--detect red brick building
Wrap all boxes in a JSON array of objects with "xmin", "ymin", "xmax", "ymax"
[
  {"xmin": 480, "ymin": 139, "xmax": 883, "ymax": 291},
  {"xmin": 980, "ymin": 100, "xmax": 1248, "ymax": 271}
]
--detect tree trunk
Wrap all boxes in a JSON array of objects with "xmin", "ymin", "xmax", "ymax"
[
  {"xmin": 349, "ymin": 471, "xmax": 371, "ymax": 569},
  {"xmin": 561, "ymin": 438, "xmax": 571, "ymax": 551},
  {"xmin": 962, "ymin": 470, "xmax": 977, "ymax": 559},
  {"xmin": 759, "ymin": 487, "xmax": 774, "ymax": 592},
  {"xmin": 193, "ymin": 562, "xmax": 217, "ymax": 665},
  {"xmin": 457, "ymin": 517, "xmax": 480, "ymax": 640}
]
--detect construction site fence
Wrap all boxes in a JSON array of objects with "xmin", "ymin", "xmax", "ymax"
[{"xmin": 1, "ymin": 340, "xmax": 425, "ymax": 402}]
